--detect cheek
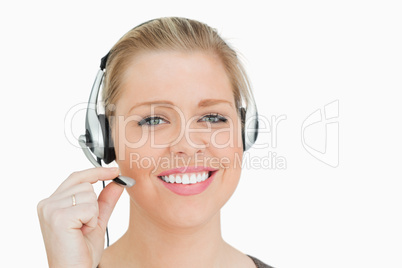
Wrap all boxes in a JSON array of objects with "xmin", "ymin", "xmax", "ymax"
[
  {"xmin": 210, "ymin": 118, "xmax": 243, "ymax": 167},
  {"xmin": 214, "ymin": 117, "xmax": 242, "ymax": 148},
  {"xmin": 209, "ymin": 131, "xmax": 243, "ymax": 206},
  {"xmin": 220, "ymin": 125, "xmax": 243, "ymax": 197},
  {"xmin": 112, "ymin": 120, "xmax": 155, "ymax": 177},
  {"xmin": 113, "ymin": 120, "xmax": 162, "ymax": 162},
  {"xmin": 115, "ymin": 141, "xmax": 167, "ymax": 221}
]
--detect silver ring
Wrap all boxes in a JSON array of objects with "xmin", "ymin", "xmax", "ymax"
[{"xmin": 72, "ymin": 194, "xmax": 76, "ymax": 206}]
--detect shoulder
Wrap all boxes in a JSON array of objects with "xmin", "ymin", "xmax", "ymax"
[{"xmin": 247, "ymin": 255, "xmax": 275, "ymax": 268}]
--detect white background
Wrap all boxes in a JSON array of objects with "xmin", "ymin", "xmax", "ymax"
[{"xmin": 1, "ymin": 1, "xmax": 401, "ymax": 267}]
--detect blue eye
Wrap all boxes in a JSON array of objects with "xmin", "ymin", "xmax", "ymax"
[
  {"xmin": 199, "ymin": 113, "xmax": 228, "ymax": 123},
  {"xmin": 138, "ymin": 113, "xmax": 227, "ymax": 127},
  {"xmin": 138, "ymin": 116, "xmax": 168, "ymax": 126}
]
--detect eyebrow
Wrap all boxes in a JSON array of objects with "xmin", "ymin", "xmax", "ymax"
[{"xmin": 127, "ymin": 99, "xmax": 234, "ymax": 114}]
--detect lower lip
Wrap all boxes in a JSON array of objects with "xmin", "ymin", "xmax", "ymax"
[{"xmin": 159, "ymin": 171, "xmax": 217, "ymax": 196}]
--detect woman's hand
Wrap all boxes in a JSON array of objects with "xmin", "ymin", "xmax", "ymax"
[{"xmin": 37, "ymin": 167, "xmax": 124, "ymax": 268}]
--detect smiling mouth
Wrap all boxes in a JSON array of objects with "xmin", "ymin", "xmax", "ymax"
[{"xmin": 158, "ymin": 171, "xmax": 216, "ymax": 184}]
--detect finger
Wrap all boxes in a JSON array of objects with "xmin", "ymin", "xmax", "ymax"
[
  {"xmin": 97, "ymin": 181, "xmax": 124, "ymax": 231},
  {"xmin": 56, "ymin": 203, "xmax": 99, "ymax": 231},
  {"xmin": 38, "ymin": 183, "xmax": 97, "ymax": 224},
  {"xmin": 48, "ymin": 191, "xmax": 99, "ymax": 210},
  {"xmin": 56, "ymin": 167, "xmax": 120, "ymax": 193},
  {"xmin": 51, "ymin": 182, "xmax": 94, "ymax": 201}
]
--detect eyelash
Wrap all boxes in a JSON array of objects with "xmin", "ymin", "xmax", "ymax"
[{"xmin": 137, "ymin": 113, "xmax": 228, "ymax": 126}]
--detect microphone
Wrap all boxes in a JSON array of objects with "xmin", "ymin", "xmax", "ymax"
[{"xmin": 78, "ymin": 135, "xmax": 136, "ymax": 187}]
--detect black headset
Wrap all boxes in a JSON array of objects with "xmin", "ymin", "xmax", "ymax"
[{"xmin": 79, "ymin": 19, "xmax": 259, "ymax": 180}]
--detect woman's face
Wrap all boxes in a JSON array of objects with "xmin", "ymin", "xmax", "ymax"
[{"xmin": 112, "ymin": 50, "xmax": 243, "ymax": 228}]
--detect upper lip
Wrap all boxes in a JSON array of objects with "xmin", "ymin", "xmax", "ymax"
[{"xmin": 157, "ymin": 166, "xmax": 218, "ymax": 177}]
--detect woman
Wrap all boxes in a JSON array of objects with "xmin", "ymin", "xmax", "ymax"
[{"xmin": 38, "ymin": 17, "xmax": 273, "ymax": 268}]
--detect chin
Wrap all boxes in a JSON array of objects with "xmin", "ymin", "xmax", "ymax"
[{"xmin": 162, "ymin": 197, "xmax": 220, "ymax": 229}]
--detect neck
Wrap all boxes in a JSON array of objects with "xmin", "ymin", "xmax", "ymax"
[{"xmin": 109, "ymin": 199, "xmax": 228, "ymax": 268}]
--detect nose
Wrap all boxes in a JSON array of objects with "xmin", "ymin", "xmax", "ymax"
[{"xmin": 169, "ymin": 123, "xmax": 209, "ymax": 157}]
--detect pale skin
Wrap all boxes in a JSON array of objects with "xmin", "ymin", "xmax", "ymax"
[{"xmin": 38, "ymin": 50, "xmax": 256, "ymax": 268}]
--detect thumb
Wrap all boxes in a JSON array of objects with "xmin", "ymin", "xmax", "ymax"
[{"xmin": 97, "ymin": 181, "xmax": 125, "ymax": 231}]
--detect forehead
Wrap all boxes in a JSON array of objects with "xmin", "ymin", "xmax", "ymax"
[{"xmin": 117, "ymin": 50, "xmax": 234, "ymax": 111}]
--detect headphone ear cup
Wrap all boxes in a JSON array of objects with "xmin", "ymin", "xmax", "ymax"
[
  {"xmin": 239, "ymin": 107, "xmax": 247, "ymax": 151},
  {"xmin": 240, "ymin": 106, "xmax": 259, "ymax": 151},
  {"xmin": 97, "ymin": 114, "xmax": 116, "ymax": 164}
]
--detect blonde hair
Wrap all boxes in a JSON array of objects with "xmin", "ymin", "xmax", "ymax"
[{"xmin": 103, "ymin": 17, "xmax": 252, "ymax": 121}]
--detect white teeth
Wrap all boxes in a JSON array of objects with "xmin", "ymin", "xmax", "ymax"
[
  {"xmin": 182, "ymin": 174, "xmax": 190, "ymax": 184},
  {"xmin": 161, "ymin": 171, "xmax": 212, "ymax": 184},
  {"xmin": 190, "ymin": 174, "xmax": 197, "ymax": 184}
]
